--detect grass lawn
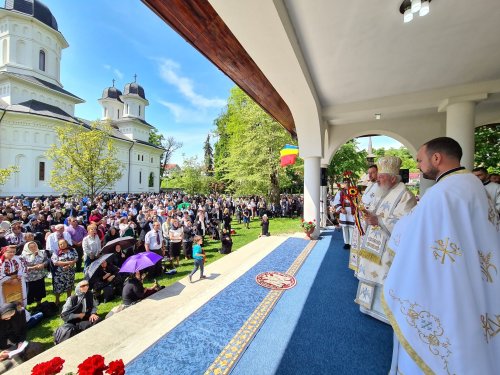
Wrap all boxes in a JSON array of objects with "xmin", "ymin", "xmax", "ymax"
[{"xmin": 27, "ymin": 216, "xmax": 301, "ymax": 351}]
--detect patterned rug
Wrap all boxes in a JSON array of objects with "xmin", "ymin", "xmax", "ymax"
[{"xmin": 255, "ymin": 271, "xmax": 297, "ymax": 290}]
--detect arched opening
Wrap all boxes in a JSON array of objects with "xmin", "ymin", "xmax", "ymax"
[
  {"xmin": 148, "ymin": 172, "xmax": 154, "ymax": 187},
  {"xmin": 39, "ymin": 50, "xmax": 46, "ymax": 71},
  {"xmin": 326, "ymin": 134, "xmax": 419, "ymax": 195}
]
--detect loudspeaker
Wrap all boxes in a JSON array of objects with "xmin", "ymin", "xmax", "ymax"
[
  {"xmin": 321, "ymin": 168, "xmax": 328, "ymax": 186},
  {"xmin": 399, "ymin": 168, "xmax": 409, "ymax": 183}
]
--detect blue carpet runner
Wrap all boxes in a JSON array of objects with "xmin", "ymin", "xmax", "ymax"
[
  {"xmin": 126, "ymin": 237, "xmax": 310, "ymax": 375},
  {"xmin": 232, "ymin": 230, "xmax": 393, "ymax": 374}
]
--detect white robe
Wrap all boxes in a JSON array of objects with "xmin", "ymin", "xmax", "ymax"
[
  {"xmin": 383, "ymin": 171, "xmax": 500, "ymax": 374},
  {"xmin": 354, "ymin": 182, "xmax": 417, "ymax": 323}
]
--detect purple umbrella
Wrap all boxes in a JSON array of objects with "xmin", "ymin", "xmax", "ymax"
[{"xmin": 119, "ymin": 252, "xmax": 163, "ymax": 273}]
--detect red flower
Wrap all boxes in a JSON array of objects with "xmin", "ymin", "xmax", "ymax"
[
  {"xmin": 78, "ymin": 355, "xmax": 108, "ymax": 375},
  {"xmin": 31, "ymin": 357, "xmax": 65, "ymax": 375},
  {"xmin": 106, "ymin": 360, "xmax": 125, "ymax": 375},
  {"xmin": 308, "ymin": 221, "xmax": 312, "ymax": 225}
]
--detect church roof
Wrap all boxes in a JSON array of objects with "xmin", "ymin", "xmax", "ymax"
[
  {"xmin": 1, "ymin": 72, "xmax": 84, "ymax": 102},
  {"xmin": 123, "ymin": 82, "xmax": 146, "ymax": 100},
  {"xmin": 101, "ymin": 86, "xmax": 123, "ymax": 102},
  {"xmin": 3, "ymin": 0, "xmax": 58, "ymax": 31},
  {"xmin": 5, "ymin": 99, "xmax": 80, "ymax": 123}
]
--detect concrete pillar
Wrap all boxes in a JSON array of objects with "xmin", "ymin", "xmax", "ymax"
[
  {"xmin": 419, "ymin": 177, "xmax": 435, "ymax": 197},
  {"xmin": 303, "ymin": 157, "xmax": 321, "ymax": 237},
  {"xmin": 445, "ymin": 101, "xmax": 476, "ymax": 169}
]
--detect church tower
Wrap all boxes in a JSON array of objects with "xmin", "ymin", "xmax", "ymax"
[{"xmin": 99, "ymin": 79, "xmax": 123, "ymax": 121}]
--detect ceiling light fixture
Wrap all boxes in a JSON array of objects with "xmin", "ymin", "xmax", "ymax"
[
  {"xmin": 400, "ymin": 0, "xmax": 432, "ymax": 23},
  {"xmin": 375, "ymin": 113, "xmax": 381, "ymax": 120}
]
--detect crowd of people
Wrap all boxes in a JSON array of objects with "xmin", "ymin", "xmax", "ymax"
[
  {"xmin": 3, "ymin": 136, "xmax": 498, "ymax": 373},
  {"xmin": 0, "ymin": 190, "xmax": 303, "ymax": 372}
]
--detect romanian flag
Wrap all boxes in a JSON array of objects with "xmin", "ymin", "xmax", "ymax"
[{"xmin": 280, "ymin": 144, "xmax": 299, "ymax": 167}]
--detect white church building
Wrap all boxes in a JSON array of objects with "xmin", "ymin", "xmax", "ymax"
[{"xmin": 0, "ymin": 0, "xmax": 164, "ymax": 197}]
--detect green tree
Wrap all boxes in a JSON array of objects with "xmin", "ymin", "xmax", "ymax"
[
  {"xmin": 203, "ymin": 134, "xmax": 214, "ymax": 176},
  {"xmin": 327, "ymin": 140, "xmax": 367, "ymax": 188},
  {"xmin": 213, "ymin": 87, "xmax": 294, "ymax": 202},
  {"xmin": 0, "ymin": 166, "xmax": 18, "ymax": 190},
  {"xmin": 148, "ymin": 129, "xmax": 183, "ymax": 178},
  {"xmin": 46, "ymin": 121, "xmax": 124, "ymax": 200},
  {"xmin": 166, "ymin": 156, "xmax": 209, "ymax": 195},
  {"xmin": 475, "ymin": 124, "xmax": 500, "ymax": 173}
]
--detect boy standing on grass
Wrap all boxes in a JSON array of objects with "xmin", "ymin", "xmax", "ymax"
[{"xmin": 188, "ymin": 236, "xmax": 206, "ymax": 283}]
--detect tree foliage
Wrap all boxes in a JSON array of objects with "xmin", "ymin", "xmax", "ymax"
[
  {"xmin": 0, "ymin": 166, "xmax": 19, "ymax": 189},
  {"xmin": 166, "ymin": 156, "xmax": 209, "ymax": 195},
  {"xmin": 213, "ymin": 87, "xmax": 294, "ymax": 202},
  {"xmin": 475, "ymin": 124, "xmax": 500, "ymax": 173},
  {"xmin": 374, "ymin": 147, "xmax": 418, "ymax": 171},
  {"xmin": 148, "ymin": 129, "xmax": 183, "ymax": 178},
  {"xmin": 328, "ymin": 140, "xmax": 368, "ymax": 186},
  {"xmin": 46, "ymin": 121, "xmax": 124, "ymax": 200},
  {"xmin": 203, "ymin": 134, "xmax": 214, "ymax": 176}
]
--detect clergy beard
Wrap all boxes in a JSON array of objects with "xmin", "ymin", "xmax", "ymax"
[{"xmin": 421, "ymin": 166, "xmax": 439, "ymax": 180}]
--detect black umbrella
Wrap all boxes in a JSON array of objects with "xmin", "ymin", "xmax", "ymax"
[
  {"xmin": 85, "ymin": 253, "xmax": 114, "ymax": 280},
  {"xmin": 101, "ymin": 236, "xmax": 136, "ymax": 255}
]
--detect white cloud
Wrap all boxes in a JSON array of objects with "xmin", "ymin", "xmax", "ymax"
[
  {"xmin": 158, "ymin": 100, "xmax": 213, "ymax": 124},
  {"xmin": 157, "ymin": 59, "xmax": 226, "ymax": 108},
  {"xmin": 103, "ymin": 65, "xmax": 124, "ymax": 81},
  {"xmin": 113, "ymin": 69, "xmax": 124, "ymax": 80}
]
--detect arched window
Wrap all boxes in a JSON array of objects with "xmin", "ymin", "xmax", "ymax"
[
  {"xmin": 117, "ymin": 109, "xmax": 120, "ymax": 118},
  {"xmin": 138, "ymin": 105, "xmax": 141, "ymax": 117},
  {"xmin": 148, "ymin": 172, "xmax": 154, "ymax": 187},
  {"xmin": 39, "ymin": 50, "xmax": 45, "ymax": 71},
  {"xmin": 139, "ymin": 171, "xmax": 142, "ymax": 184}
]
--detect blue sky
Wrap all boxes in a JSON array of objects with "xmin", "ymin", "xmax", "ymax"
[
  {"xmin": 43, "ymin": 0, "xmax": 234, "ymax": 165},
  {"xmin": 42, "ymin": 1, "xmax": 401, "ymax": 164}
]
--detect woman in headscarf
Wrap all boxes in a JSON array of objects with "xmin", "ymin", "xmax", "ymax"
[
  {"xmin": 20, "ymin": 242, "xmax": 47, "ymax": 307},
  {"xmin": 103, "ymin": 226, "xmax": 119, "ymax": 246},
  {"xmin": 51, "ymin": 240, "xmax": 78, "ymax": 305},
  {"xmin": 0, "ymin": 246, "xmax": 27, "ymax": 307},
  {"xmin": 60, "ymin": 280, "xmax": 100, "ymax": 331}
]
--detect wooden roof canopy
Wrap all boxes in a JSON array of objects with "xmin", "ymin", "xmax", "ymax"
[{"xmin": 141, "ymin": 0, "xmax": 296, "ymax": 136}]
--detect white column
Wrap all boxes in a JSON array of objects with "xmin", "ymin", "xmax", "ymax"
[
  {"xmin": 320, "ymin": 164, "xmax": 329, "ymax": 227},
  {"xmin": 445, "ymin": 101, "xmax": 475, "ymax": 169},
  {"xmin": 418, "ymin": 177, "xmax": 435, "ymax": 197},
  {"xmin": 303, "ymin": 157, "xmax": 321, "ymax": 237}
]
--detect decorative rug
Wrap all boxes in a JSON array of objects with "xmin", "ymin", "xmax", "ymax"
[
  {"xmin": 255, "ymin": 271, "xmax": 297, "ymax": 290},
  {"xmin": 205, "ymin": 240, "xmax": 316, "ymax": 375}
]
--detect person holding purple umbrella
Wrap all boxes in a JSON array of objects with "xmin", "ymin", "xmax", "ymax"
[{"xmin": 121, "ymin": 270, "xmax": 161, "ymax": 307}]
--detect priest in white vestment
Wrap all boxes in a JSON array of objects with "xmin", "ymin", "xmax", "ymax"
[
  {"xmin": 354, "ymin": 157, "xmax": 417, "ymax": 323},
  {"xmin": 383, "ymin": 137, "xmax": 500, "ymax": 374}
]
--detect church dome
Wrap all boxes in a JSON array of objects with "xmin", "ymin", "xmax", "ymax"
[
  {"xmin": 101, "ymin": 86, "xmax": 123, "ymax": 101},
  {"xmin": 123, "ymin": 82, "xmax": 146, "ymax": 100},
  {"xmin": 4, "ymin": 0, "xmax": 58, "ymax": 31}
]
